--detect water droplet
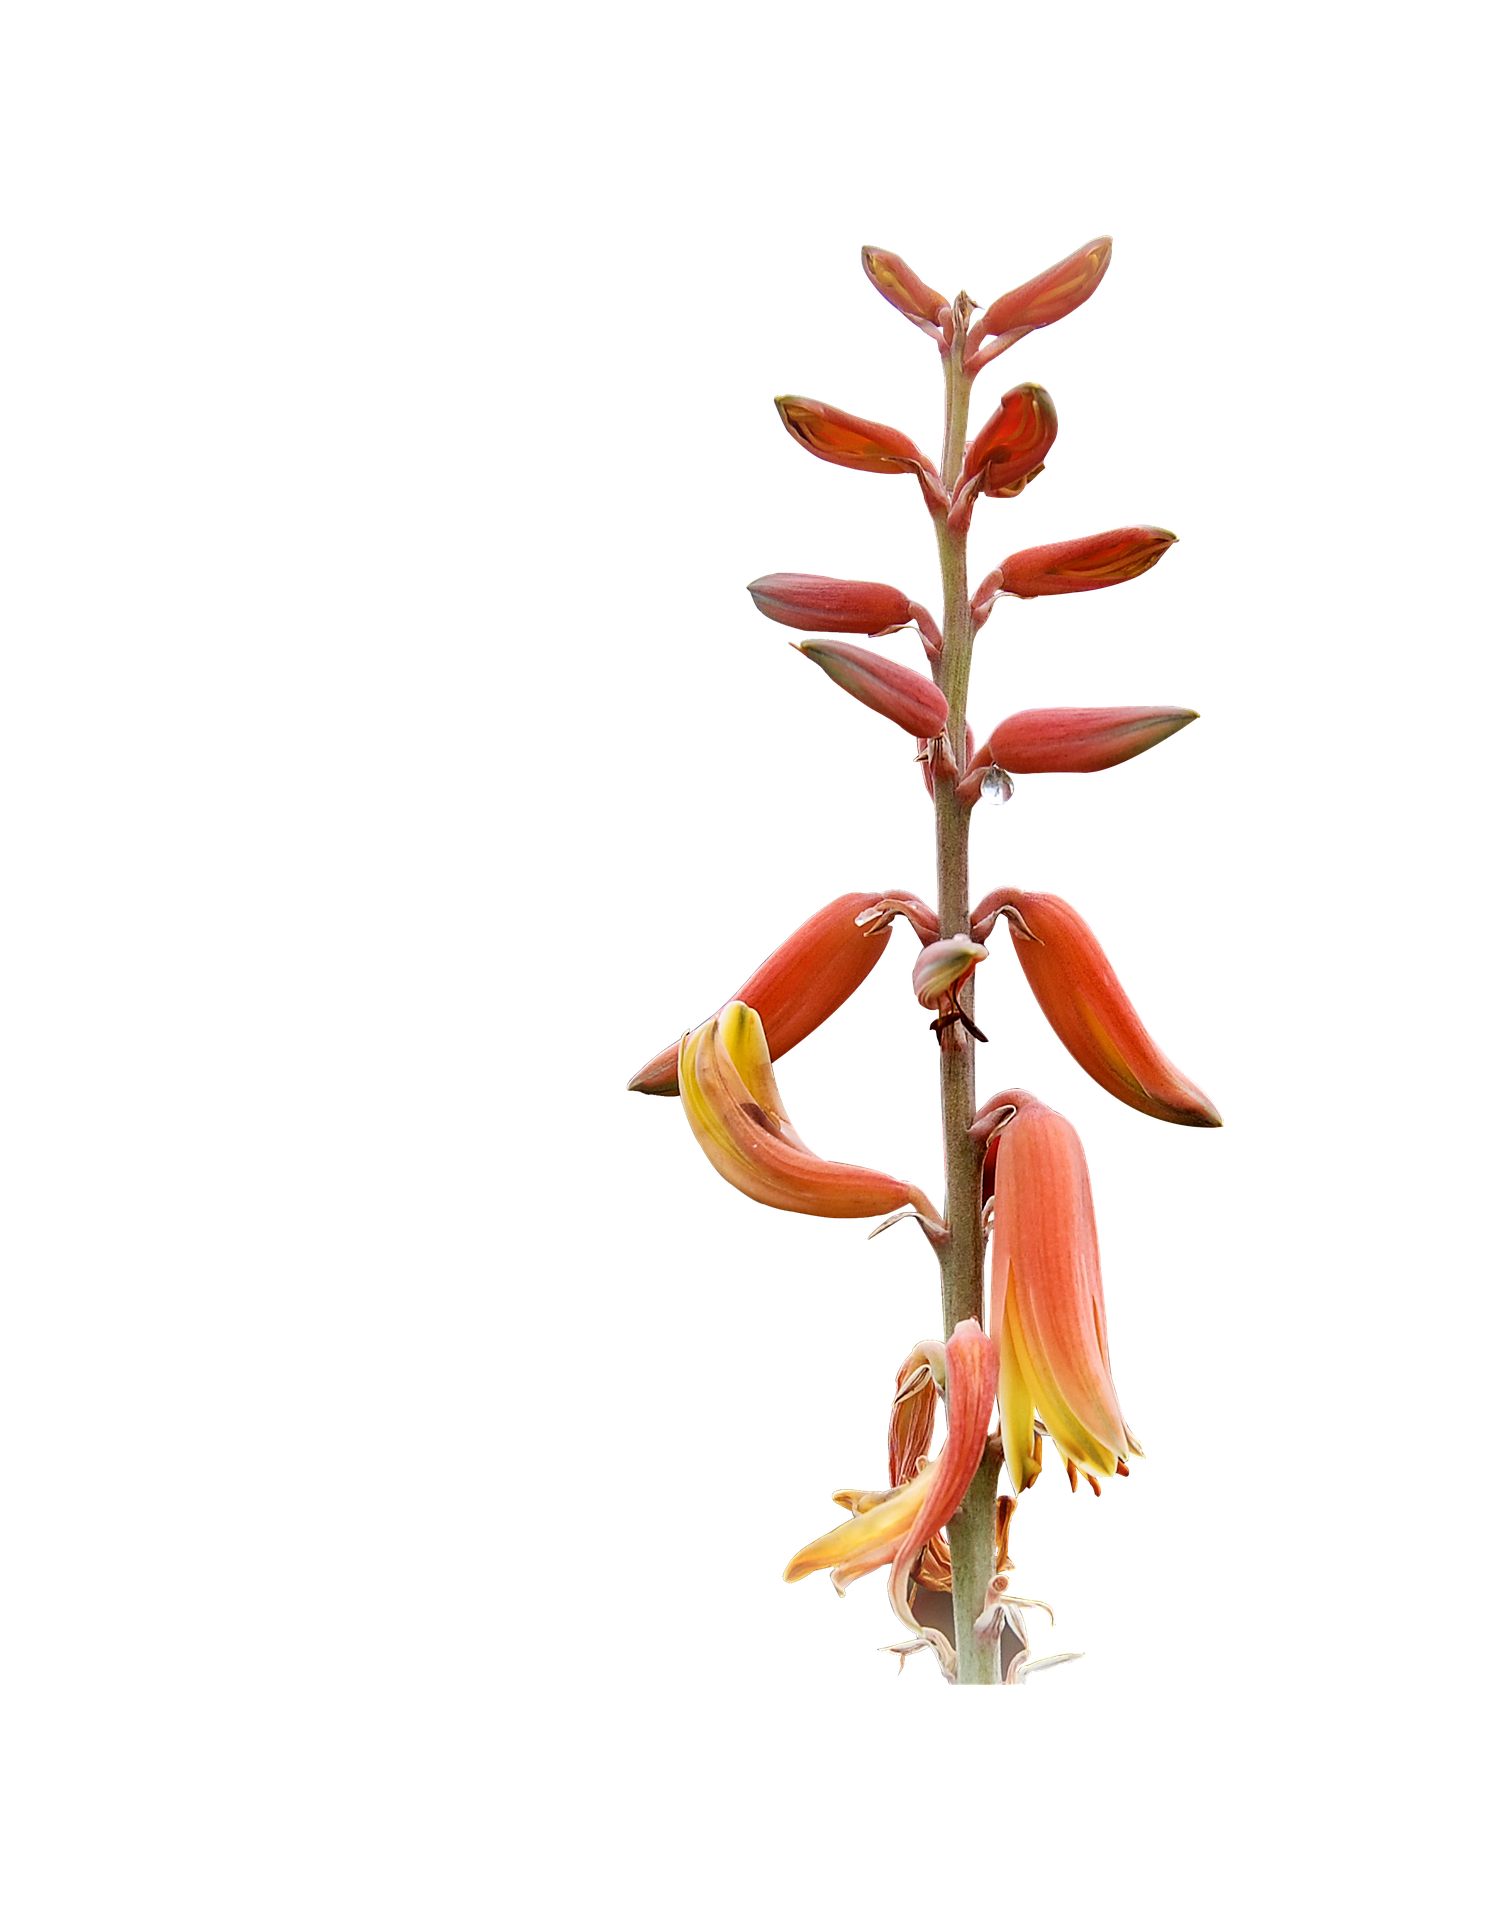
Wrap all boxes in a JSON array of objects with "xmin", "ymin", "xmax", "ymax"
[{"xmin": 981, "ymin": 765, "xmax": 1014, "ymax": 804}]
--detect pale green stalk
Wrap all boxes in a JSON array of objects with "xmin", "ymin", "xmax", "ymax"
[{"xmin": 930, "ymin": 299, "xmax": 1001, "ymax": 1685}]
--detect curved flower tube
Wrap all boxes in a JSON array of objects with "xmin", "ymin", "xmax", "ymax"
[
  {"xmin": 972, "ymin": 888, "xmax": 1221, "ymax": 1127},
  {"xmin": 680, "ymin": 1003, "xmax": 941, "ymax": 1223},
  {"xmin": 627, "ymin": 892, "xmax": 894, "ymax": 1096},
  {"xmin": 986, "ymin": 1092, "xmax": 1139, "ymax": 1493},
  {"xmin": 783, "ymin": 1321, "xmax": 995, "ymax": 1643}
]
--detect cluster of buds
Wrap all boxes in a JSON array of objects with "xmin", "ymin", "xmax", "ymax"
[{"xmin": 629, "ymin": 237, "xmax": 1219, "ymax": 1684}]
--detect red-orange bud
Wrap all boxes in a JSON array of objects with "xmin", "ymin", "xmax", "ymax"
[
  {"xmin": 796, "ymin": 640, "xmax": 949, "ymax": 738},
  {"xmin": 974, "ymin": 528, "xmax": 1177, "ymax": 614},
  {"xmin": 861, "ymin": 246, "xmax": 949, "ymax": 341},
  {"xmin": 774, "ymin": 395, "xmax": 938, "ymax": 482},
  {"xmin": 747, "ymin": 572, "xmax": 914, "ymax": 637},
  {"xmin": 626, "ymin": 893, "xmax": 894, "ymax": 1096},
  {"xmin": 964, "ymin": 237, "xmax": 1113, "ymax": 374},
  {"xmin": 960, "ymin": 707, "xmax": 1198, "ymax": 793},
  {"xmin": 961, "ymin": 383, "xmax": 1058, "ymax": 501}
]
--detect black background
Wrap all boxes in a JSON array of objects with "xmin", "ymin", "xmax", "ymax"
[{"xmin": 606, "ymin": 214, "xmax": 1266, "ymax": 1697}]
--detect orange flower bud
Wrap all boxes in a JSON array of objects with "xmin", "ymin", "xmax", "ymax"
[
  {"xmin": 973, "ymin": 889, "xmax": 1221, "ymax": 1127},
  {"xmin": 960, "ymin": 384, "xmax": 1059, "ymax": 500},
  {"xmin": 964, "ymin": 237, "xmax": 1113, "ymax": 374},
  {"xmin": 957, "ymin": 707, "xmax": 1198, "ymax": 798},
  {"xmin": 774, "ymin": 395, "xmax": 939, "ymax": 483},
  {"xmin": 795, "ymin": 640, "xmax": 949, "ymax": 738},
  {"xmin": 861, "ymin": 246, "xmax": 950, "ymax": 341},
  {"xmin": 747, "ymin": 572, "xmax": 915, "ymax": 637},
  {"xmin": 973, "ymin": 528, "xmax": 1177, "ymax": 615},
  {"xmin": 627, "ymin": 892, "xmax": 894, "ymax": 1096}
]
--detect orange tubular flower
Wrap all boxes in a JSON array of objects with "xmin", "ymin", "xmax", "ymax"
[
  {"xmin": 972, "ymin": 888, "xmax": 1222, "ymax": 1127},
  {"xmin": 679, "ymin": 1002, "xmax": 941, "ymax": 1223},
  {"xmin": 627, "ymin": 892, "xmax": 894, "ymax": 1096},
  {"xmin": 986, "ymin": 1091, "xmax": 1138, "ymax": 1493},
  {"xmin": 972, "ymin": 527, "xmax": 1177, "ymax": 619},
  {"xmin": 783, "ymin": 1320, "xmax": 996, "ymax": 1659},
  {"xmin": 795, "ymin": 640, "xmax": 950, "ymax": 738},
  {"xmin": 963, "ymin": 237, "xmax": 1113, "ymax": 374}
]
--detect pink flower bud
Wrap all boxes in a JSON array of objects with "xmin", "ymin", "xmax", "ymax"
[
  {"xmin": 960, "ymin": 383, "xmax": 1058, "ymax": 500},
  {"xmin": 775, "ymin": 395, "xmax": 939, "ymax": 483},
  {"xmin": 861, "ymin": 246, "xmax": 950, "ymax": 341},
  {"xmin": 795, "ymin": 640, "xmax": 950, "ymax": 738},
  {"xmin": 747, "ymin": 572, "xmax": 914, "ymax": 637},
  {"xmin": 973, "ymin": 889, "xmax": 1221, "ymax": 1128},
  {"xmin": 960, "ymin": 707, "xmax": 1198, "ymax": 795},
  {"xmin": 974, "ymin": 528, "xmax": 1177, "ymax": 612},
  {"xmin": 627, "ymin": 892, "xmax": 895, "ymax": 1096},
  {"xmin": 964, "ymin": 237, "xmax": 1113, "ymax": 374}
]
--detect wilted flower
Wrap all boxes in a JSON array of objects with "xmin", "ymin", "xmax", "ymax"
[{"xmin": 913, "ymin": 936, "xmax": 989, "ymax": 1043}]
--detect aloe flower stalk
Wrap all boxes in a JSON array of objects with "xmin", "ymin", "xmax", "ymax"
[{"xmin": 629, "ymin": 238, "xmax": 1219, "ymax": 1684}]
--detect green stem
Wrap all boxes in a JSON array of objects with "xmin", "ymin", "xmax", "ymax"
[{"xmin": 931, "ymin": 304, "xmax": 998, "ymax": 1685}]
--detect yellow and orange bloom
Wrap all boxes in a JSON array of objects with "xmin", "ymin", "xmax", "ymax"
[
  {"xmin": 796, "ymin": 639, "xmax": 950, "ymax": 738},
  {"xmin": 861, "ymin": 246, "xmax": 950, "ymax": 341},
  {"xmin": 784, "ymin": 1320, "xmax": 996, "ymax": 1672},
  {"xmin": 679, "ymin": 1002, "xmax": 941, "ymax": 1223},
  {"xmin": 958, "ymin": 706, "xmax": 1198, "ymax": 799},
  {"xmin": 627, "ymin": 892, "xmax": 895, "ymax": 1096},
  {"xmin": 972, "ymin": 888, "xmax": 1221, "ymax": 1127},
  {"xmin": 986, "ymin": 1090, "xmax": 1139, "ymax": 1493},
  {"xmin": 971, "ymin": 527, "xmax": 1177, "ymax": 619},
  {"xmin": 964, "ymin": 237, "xmax": 1113, "ymax": 374}
]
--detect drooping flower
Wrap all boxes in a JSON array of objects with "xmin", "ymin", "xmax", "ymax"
[
  {"xmin": 784, "ymin": 1320, "xmax": 996, "ymax": 1676},
  {"xmin": 888, "ymin": 1340, "xmax": 944, "ymax": 1487},
  {"xmin": 972, "ymin": 888, "xmax": 1221, "ymax": 1127},
  {"xmin": 964, "ymin": 237, "xmax": 1113, "ymax": 374},
  {"xmin": 679, "ymin": 1002, "xmax": 941, "ymax": 1223},
  {"xmin": 795, "ymin": 639, "xmax": 950, "ymax": 738},
  {"xmin": 971, "ymin": 527, "xmax": 1177, "ymax": 619},
  {"xmin": 958, "ymin": 706, "xmax": 1198, "ymax": 799},
  {"xmin": 985, "ymin": 1091, "xmax": 1139, "ymax": 1493},
  {"xmin": 627, "ymin": 893, "xmax": 895, "ymax": 1096}
]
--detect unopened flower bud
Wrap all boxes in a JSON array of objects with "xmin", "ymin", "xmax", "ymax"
[
  {"xmin": 975, "ymin": 528, "xmax": 1177, "ymax": 612},
  {"xmin": 960, "ymin": 707, "xmax": 1198, "ymax": 796},
  {"xmin": 861, "ymin": 246, "xmax": 950, "ymax": 341},
  {"xmin": 775, "ymin": 395, "xmax": 939, "ymax": 482},
  {"xmin": 796, "ymin": 640, "xmax": 949, "ymax": 738},
  {"xmin": 747, "ymin": 572, "xmax": 914, "ymax": 637},
  {"xmin": 960, "ymin": 384, "xmax": 1058, "ymax": 500},
  {"xmin": 964, "ymin": 237, "xmax": 1113, "ymax": 374}
]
